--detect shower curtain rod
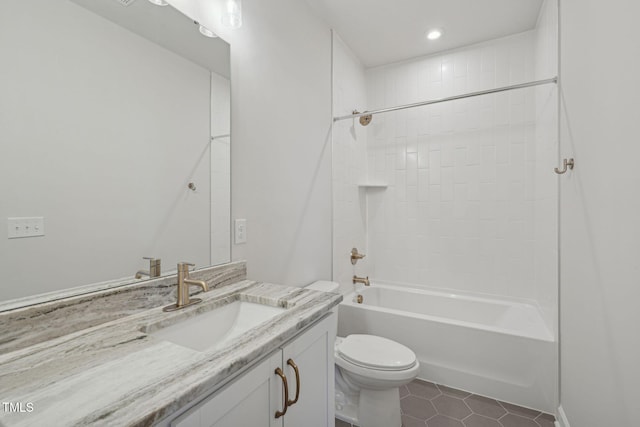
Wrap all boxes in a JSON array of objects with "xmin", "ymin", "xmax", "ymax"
[{"xmin": 333, "ymin": 76, "xmax": 558, "ymax": 122}]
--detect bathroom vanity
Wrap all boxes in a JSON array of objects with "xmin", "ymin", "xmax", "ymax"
[
  {"xmin": 167, "ymin": 314, "xmax": 335, "ymax": 427},
  {"xmin": 0, "ymin": 262, "xmax": 341, "ymax": 426}
]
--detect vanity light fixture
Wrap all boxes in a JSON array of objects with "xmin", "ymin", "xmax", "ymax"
[
  {"xmin": 199, "ymin": 24, "xmax": 217, "ymax": 38},
  {"xmin": 222, "ymin": 0, "xmax": 242, "ymax": 29},
  {"xmin": 427, "ymin": 29, "xmax": 443, "ymax": 40},
  {"xmin": 196, "ymin": 22, "xmax": 218, "ymax": 38},
  {"xmin": 147, "ymin": 0, "xmax": 169, "ymax": 6}
]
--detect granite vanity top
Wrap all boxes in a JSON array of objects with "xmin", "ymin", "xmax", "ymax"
[{"xmin": 0, "ymin": 278, "xmax": 342, "ymax": 426}]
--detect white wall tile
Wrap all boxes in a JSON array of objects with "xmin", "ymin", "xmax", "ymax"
[{"xmin": 357, "ymin": 29, "xmax": 556, "ymax": 304}]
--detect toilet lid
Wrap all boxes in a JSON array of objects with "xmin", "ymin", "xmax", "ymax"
[{"xmin": 337, "ymin": 335, "xmax": 417, "ymax": 371}]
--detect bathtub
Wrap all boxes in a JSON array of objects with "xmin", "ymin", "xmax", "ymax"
[{"xmin": 337, "ymin": 282, "xmax": 557, "ymax": 413}]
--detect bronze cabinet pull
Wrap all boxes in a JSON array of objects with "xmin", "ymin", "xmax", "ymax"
[
  {"xmin": 286, "ymin": 359, "xmax": 301, "ymax": 407},
  {"xmin": 274, "ymin": 367, "xmax": 289, "ymax": 418}
]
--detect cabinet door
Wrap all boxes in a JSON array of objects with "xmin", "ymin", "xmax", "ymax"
[
  {"xmin": 172, "ymin": 351, "xmax": 283, "ymax": 427},
  {"xmin": 281, "ymin": 313, "xmax": 336, "ymax": 427}
]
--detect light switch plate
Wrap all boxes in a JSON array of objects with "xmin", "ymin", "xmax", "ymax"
[
  {"xmin": 8, "ymin": 217, "xmax": 45, "ymax": 239},
  {"xmin": 234, "ymin": 219, "xmax": 247, "ymax": 244}
]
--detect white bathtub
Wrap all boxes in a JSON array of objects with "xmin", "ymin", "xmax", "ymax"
[{"xmin": 337, "ymin": 282, "xmax": 557, "ymax": 413}]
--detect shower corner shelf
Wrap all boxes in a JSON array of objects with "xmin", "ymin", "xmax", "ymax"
[{"xmin": 358, "ymin": 183, "xmax": 388, "ymax": 189}]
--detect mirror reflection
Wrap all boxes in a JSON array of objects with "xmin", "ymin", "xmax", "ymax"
[{"xmin": 0, "ymin": 0, "xmax": 231, "ymax": 304}]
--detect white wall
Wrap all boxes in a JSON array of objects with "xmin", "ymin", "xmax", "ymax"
[
  {"xmin": 171, "ymin": 0, "xmax": 333, "ymax": 286},
  {"xmin": 0, "ymin": 0, "xmax": 211, "ymax": 300},
  {"xmin": 332, "ymin": 34, "xmax": 369, "ymax": 294},
  {"xmin": 559, "ymin": 0, "xmax": 640, "ymax": 425}
]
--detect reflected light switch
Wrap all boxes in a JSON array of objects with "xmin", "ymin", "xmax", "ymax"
[{"xmin": 8, "ymin": 217, "xmax": 45, "ymax": 239}]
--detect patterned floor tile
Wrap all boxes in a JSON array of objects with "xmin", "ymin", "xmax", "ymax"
[
  {"xmin": 500, "ymin": 402, "xmax": 541, "ymax": 419},
  {"xmin": 462, "ymin": 414, "xmax": 502, "ymax": 427},
  {"xmin": 464, "ymin": 395, "xmax": 506, "ymax": 419},
  {"xmin": 438, "ymin": 384, "xmax": 472, "ymax": 399},
  {"xmin": 426, "ymin": 414, "xmax": 465, "ymax": 427},
  {"xmin": 401, "ymin": 395, "xmax": 438, "ymax": 420},
  {"xmin": 534, "ymin": 413, "xmax": 556, "ymax": 427},
  {"xmin": 500, "ymin": 413, "xmax": 541, "ymax": 427},
  {"xmin": 402, "ymin": 414, "xmax": 428, "ymax": 427},
  {"xmin": 335, "ymin": 380, "xmax": 556, "ymax": 427},
  {"xmin": 431, "ymin": 394, "xmax": 472, "ymax": 420},
  {"xmin": 408, "ymin": 380, "xmax": 442, "ymax": 399},
  {"xmin": 400, "ymin": 384, "xmax": 411, "ymax": 398}
]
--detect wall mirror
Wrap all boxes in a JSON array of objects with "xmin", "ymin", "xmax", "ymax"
[{"xmin": 0, "ymin": 0, "xmax": 231, "ymax": 307}]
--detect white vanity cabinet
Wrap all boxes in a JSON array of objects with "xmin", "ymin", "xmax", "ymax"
[{"xmin": 170, "ymin": 312, "xmax": 336, "ymax": 427}]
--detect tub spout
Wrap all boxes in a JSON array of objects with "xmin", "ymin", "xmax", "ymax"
[{"xmin": 353, "ymin": 275, "xmax": 370, "ymax": 286}]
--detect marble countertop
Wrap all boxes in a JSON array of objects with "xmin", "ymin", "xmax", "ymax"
[{"xmin": 0, "ymin": 280, "xmax": 342, "ymax": 427}]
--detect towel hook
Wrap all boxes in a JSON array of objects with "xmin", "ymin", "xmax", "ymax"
[{"xmin": 554, "ymin": 158, "xmax": 574, "ymax": 175}]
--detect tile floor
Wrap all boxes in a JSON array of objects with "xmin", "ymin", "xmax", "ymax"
[{"xmin": 335, "ymin": 379, "xmax": 556, "ymax": 427}]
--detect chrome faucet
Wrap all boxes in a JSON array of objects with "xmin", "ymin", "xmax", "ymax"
[
  {"xmin": 353, "ymin": 275, "xmax": 370, "ymax": 286},
  {"xmin": 135, "ymin": 257, "xmax": 161, "ymax": 279},
  {"xmin": 163, "ymin": 262, "xmax": 209, "ymax": 312}
]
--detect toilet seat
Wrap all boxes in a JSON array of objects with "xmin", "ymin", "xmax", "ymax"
[{"xmin": 336, "ymin": 335, "xmax": 417, "ymax": 371}]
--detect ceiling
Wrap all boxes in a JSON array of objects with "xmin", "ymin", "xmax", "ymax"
[{"xmin": 307, "ymin": 0, "xmax": 544, "ymax": 68}]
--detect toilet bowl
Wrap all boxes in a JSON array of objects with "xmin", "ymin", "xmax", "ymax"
[{"xmin": 307, "ymin": 281, "xmax": 419, "ymax": 427}]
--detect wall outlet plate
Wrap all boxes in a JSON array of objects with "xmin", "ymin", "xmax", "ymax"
[{"xmin": 234, "ymin": 219, "xmax": 247, "ymax": 244}]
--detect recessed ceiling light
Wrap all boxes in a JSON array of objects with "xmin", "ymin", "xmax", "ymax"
[
  {"xmin": 427, "ymin": 29, "xmax": 443, "ymax": 40},
  {"xmin": 148, "ymin": 0, "xmax": 169, "ymax": 6}
]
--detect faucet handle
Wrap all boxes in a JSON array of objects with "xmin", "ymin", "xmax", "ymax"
[
  {"xmin": 143, "ymin": 257, "xmax": 161, "ymax": 277},
  {"xmin": 350, "ymin": 248, "xmax": 366, "ymax": 265}
]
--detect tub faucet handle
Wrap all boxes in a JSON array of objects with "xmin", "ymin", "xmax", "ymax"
[{"xmin": 350, "ymin": 248, "xmax": 366, "ymax": 265}]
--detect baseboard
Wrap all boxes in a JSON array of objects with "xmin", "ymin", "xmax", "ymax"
[{"xmin": 555, "ymin": 405, "xmax": 571, "ymax": 427}]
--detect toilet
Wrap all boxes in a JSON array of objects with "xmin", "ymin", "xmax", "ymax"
[{"xmin": 307, "ymin": 281, "xmax": 419, "ymax": 427}]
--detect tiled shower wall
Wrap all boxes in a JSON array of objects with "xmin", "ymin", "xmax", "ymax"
[
  {"xmin": 332, "ymin": 3, "xmax": 558, "ymax": 331},
  {"xmin": 365, "ymin": 30, "xmax": 543, "ymax": 300}
]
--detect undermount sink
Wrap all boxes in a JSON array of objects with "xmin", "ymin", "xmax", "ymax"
[{"xmin": 148, "ymin": 301, "xmax": 287, "ymax": 352}]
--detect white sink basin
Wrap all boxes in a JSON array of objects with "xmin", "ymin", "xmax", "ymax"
[{"xmin": 149, "ymin": 301, "xmax": 287, "ymax": 352}]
